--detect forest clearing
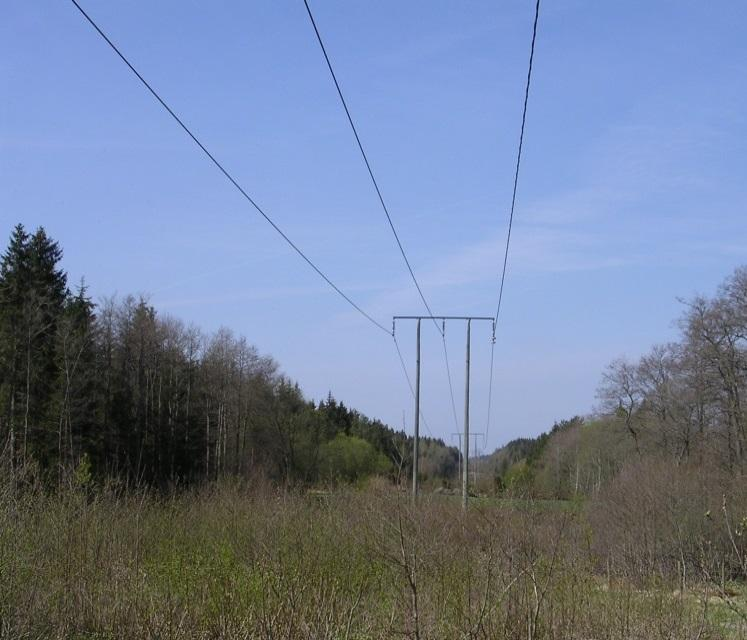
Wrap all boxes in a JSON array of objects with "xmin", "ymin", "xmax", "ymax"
[{"xmin": 4, "ymin": 0, "xmax": 747, "ymax": 637}]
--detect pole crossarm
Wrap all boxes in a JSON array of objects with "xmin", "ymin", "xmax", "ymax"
[{"xmin": 393, "ymin": 316, "xmax": 494, "ymax": 322}]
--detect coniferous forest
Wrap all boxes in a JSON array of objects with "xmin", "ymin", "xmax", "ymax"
[{"xmin": 0, "ymin": 224, "xmax": 457, "ymax": 487}]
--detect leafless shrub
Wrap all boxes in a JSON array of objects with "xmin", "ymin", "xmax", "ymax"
[
  {"xmin": 0, "ymin": 478, "xmax": 737, "ymax": 639},
  {"xmin": 588, "ymin": 456, "xmax": 747, "ymax": 592}
]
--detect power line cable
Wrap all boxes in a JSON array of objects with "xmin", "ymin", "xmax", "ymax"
[
  {"xmin": 486, "ymin": 0, "xmax": 541, "ymax": 452},
  {"xmin": 302, "ymin": 0, "xmax": 468, "ymax": 444},
  {"xmin": 69, "ymin": 0, "xmax": 390, "ymax": 336},
  {"xmin": 301, "ymin": 0, "xmax": 440, "ymax": 334},
  {"xmin": 441, "ymin": 322, "xmax": 461, "ymax": 434},
  {"xmin": 392, "ymin": 334, "xmax": 433, "ymax": 437},
  {"xmin": 494, "ymin": 0, "xmax": 541, "ymax": 324}
]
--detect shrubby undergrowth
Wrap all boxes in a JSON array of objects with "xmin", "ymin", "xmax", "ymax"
[{"xmin": 1, "ymin": 473, "xmax": 746, "ymax": 639}]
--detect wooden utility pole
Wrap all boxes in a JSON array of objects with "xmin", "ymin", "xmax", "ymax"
[
  {"xmin": 462, "ymin": 319, "xmax": 471, "ymax": 509},
  {"xmin": 412, "ymin": 318, "xmax": 421, "ymax": 501}
]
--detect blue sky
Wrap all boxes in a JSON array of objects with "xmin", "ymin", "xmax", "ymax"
[{"xmin": 2, "ymin": 1, "xmax": 746, "ymax": 452}]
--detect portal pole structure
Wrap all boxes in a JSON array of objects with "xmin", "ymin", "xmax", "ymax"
[
  {"xmin": 412, "ymin": 318, "xmax": 421, "ymax": 501},
  {"xmin": 393, "ymin": 315, "xmax": 493, "ymax": 504},
  {"xmin": 469, "ymin": 432, "xmax": 485, "ymax": 490}
]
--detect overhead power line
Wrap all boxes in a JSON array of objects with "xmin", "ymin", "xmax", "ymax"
[
  {"xmin": 301, "ymin": 0, "xmax": 440, "ymax": 331},
  {"xmin": 69, "ymin": 0, "xmax": 390, "ymax": 336},
  {"xmin": 392, "ymin": 334, "xmax": 433, "ymax": 437},
  {"xmin": 440, "ymin": 323, "xmax": 461, "ymax": 433},
  {"xmin": 302, "ymin": 0, "xmax": 468, "ymax": 446},
  {"xmin": 486, "ymin": 0, "xmax": 541, "ymax": 449},
  {"xmin": 494, "ymin": 0, "xmax": 541, "ymax": 324}
]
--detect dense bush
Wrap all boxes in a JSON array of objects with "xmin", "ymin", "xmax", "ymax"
[{"xmin": 319, "ymin": 433, "xmax": 391, "ymax": 481}]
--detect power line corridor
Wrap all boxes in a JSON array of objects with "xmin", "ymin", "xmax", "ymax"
[{"xmin": 67, "ymin": 0, "xmax": 541, "ymax": 506}]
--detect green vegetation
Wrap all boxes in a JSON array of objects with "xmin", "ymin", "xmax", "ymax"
[
  {"xmin": 2, "ymin": 479, "xmax": 747, "ymax": 639},
  {"xmin": 3, "ymin": 223, "xmax": 747, "ymax": 637},
  {"xmin": 484, "ymin": 266, "xmax": 747, "ymax": 504},
  {"xmin": 319, "ymin": 433, "xmax": 391, "ymax": 481}
]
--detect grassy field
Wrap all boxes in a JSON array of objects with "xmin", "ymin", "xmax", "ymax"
[{"xmin": 1, "ymin": 479, "xmax": 746, "ymax": 639}]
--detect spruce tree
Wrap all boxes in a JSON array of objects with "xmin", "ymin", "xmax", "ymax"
[
  {"xmin": 0, "ymin": 224, "xmax": 31, "ymax": 468},
  {"xmin": 21, "ymin": 228, "xmax": 68, "ymax": 466},
  {"xmin": 55, "ymin": 280, "xmax": 98, "ymax": 478}
]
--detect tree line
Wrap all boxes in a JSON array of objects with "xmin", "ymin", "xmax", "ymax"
[
  {"xmin": 0, "ymin": 224, "xmax": 458, "ymax": 487},
  {"xmin": 487, "ymin": 266, "xmax": 747, "ymax": 498}
]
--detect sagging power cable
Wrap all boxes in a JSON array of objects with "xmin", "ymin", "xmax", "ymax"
[{"xmin": 70, "ymin": 0, "xmax": 391, "ymax": 336}]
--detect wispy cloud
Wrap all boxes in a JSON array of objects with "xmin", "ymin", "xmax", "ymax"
[
  {"xmin": 372, "ymin": 22, "xmax": 502, "ymax": 68},
  {"xmin": 358, "ymin": 106, "xmax": 740, "ymax": 322},
  {"xmin": 155, "ymin": 271, "xmax": 392, "ymax": 311}
]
